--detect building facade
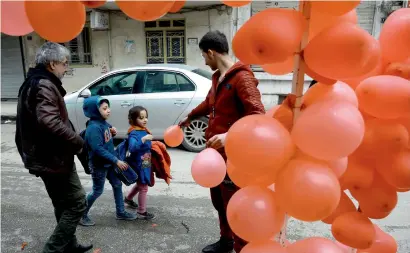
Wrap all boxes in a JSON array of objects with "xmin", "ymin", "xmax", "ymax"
[{"xmin": 1, "ymin": 0, "xmax": 407, "ymax": 108}]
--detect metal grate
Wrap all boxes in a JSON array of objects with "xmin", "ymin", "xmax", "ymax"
[
  {"xmin": 56, "ymin": 27, "xmax": 92, "ymax": 65},
  {"xmin": 145, "ymin": 29, "xmax": 186, "ymax": 64},
  {"xmin": 146, "ymin": 31, "xmax": 165, "ymax": 64},
  {"xmin": 166, "ymin": 31, "xmax": 185, "ymax": 64}
]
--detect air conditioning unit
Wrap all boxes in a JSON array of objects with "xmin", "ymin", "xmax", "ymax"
[{"xmin": 90, "ymin": 10, "xmax": 110, "ymax": 31}]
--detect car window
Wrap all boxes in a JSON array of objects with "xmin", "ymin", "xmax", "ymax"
[
  {"xmin": 191, "ymin": 68, "xmax": 213, "ymax": 80},
  {"xmin": 89, "ymin": 72, "xmax": 138, "ymax": 96},
  {"xmin": 143, "ymin": 71, "xmax": 181, "ymax": 93},
  {"xmin": 175, "ymin": 73, "xmax": 195, "ymax": 92}
]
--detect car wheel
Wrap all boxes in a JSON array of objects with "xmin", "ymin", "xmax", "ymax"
[{"xmin": 181, "ymin": 117, "xmax": 208, "ymax": 152}]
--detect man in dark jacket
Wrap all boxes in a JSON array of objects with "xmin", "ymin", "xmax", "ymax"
[
  {"xmin": 15, "ymin": 42, "xmax": 93, "ymax": 253},
  {"xmin": 180, "ymin": 31, "xmax": 266, "ymax": 253}
]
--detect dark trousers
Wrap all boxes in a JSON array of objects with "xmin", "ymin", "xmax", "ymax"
[
  {"xmin": 210, "ymin": 181, "xmax": 247, "ymax": 253},
  {"xmin": 39, "ymin": 167, "xmax": 87, "ymax": 253}
]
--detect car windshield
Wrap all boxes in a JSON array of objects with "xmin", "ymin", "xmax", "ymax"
[{"xmin": 191, "ymin": 68, "xmax": 213, "ymax": 80}]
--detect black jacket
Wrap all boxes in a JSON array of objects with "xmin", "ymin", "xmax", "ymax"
[{"xmin": 15, "ymin": 65, "xmax": 84, "ymax": 174}]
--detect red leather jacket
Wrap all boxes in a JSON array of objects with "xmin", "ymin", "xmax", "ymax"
[{"xmin": 188, "ymin": 61, "xmax": 265, "ymax": 158}]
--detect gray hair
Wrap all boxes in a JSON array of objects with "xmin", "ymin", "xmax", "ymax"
[{"xmin": 35, "ymin": 42, "xmax": 71, "ymax": 65}]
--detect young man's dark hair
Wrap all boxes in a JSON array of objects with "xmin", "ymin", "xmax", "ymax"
[{"xmin": 199, "ymin": 30, "xmax": 229, "ymax": 54}]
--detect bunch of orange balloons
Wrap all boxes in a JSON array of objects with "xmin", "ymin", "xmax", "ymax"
[
  {"xmin": 191, "ymin": 1, "xmax": 409, "ymax": 253},
  {"xmin": 1, "ymin": 0, "xmax": 187, "ymax": 43}
]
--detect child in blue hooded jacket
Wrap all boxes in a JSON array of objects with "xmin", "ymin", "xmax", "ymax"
[{"xmin": 79, "ymin": 96, "xmax": 136, "ymax": 226}]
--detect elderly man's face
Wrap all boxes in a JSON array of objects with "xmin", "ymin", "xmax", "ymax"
[{"xmin": 50, "ymin": 58, "xmax": 69, "ymax": 80}]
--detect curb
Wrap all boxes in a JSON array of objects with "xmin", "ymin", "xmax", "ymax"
[{"xmin": 1, "ymin": 115, "xmax": 17, "ymax": 121}]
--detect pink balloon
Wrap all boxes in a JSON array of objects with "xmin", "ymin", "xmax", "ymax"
[
  {"xmin": 1, "ymin": 1, "xmax": 33, "ymax": 36},
  {"xmin": 242, "ymin": 240, "xmax": 286, "ymax": 253},
  {"xmin": 266, "ymin": 105, "xmax": 280, "ymax": 117},
  {"xmin": 287, "ymin": 237, "xmax": 345, "ymax": 253},
  {"xmin": 292, "ymin": 100, "xmax": 365, "ymax": 161},
  {"xmin": 302, "ymin": 81, "xmax": 359, "ymax": 108},
  {"xmin": 163, "ymin": 125, "xmax": 184, "ymax": 147},
  {"xmin": 191, "ymin": 148, "xmax": 226, "ymax": 188},
  {"xmin": 335, "ymin": 241, "xmax": 354, "ymax": 253}
]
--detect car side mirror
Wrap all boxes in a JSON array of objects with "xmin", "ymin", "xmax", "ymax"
[{"xmin": 79, "ymin": 89, "xmax": 91, "ymax": 98}]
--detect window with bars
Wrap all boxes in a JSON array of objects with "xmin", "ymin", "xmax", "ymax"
[
  {"xmin": 144, "ymin": 19, "xmax": 186, "ymax": 64},
  {"xmin": 53, "ymin": 27, "xmax": 92, "ymax": 65}
]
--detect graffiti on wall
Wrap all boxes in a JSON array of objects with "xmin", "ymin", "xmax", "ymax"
[{"xmin": 100, "ymin": 59, "xmax": 108, "ymax": 74}]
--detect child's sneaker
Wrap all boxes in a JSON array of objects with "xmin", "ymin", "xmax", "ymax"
[
  {"xmin": 137, "ymin": 211, "xmax": 155, "ymax": 220},
  {"xmin": 116, "ymin": 211, "xmax": 137, "ymax": 221},
  {"xmin": 124, "ymin": 198, "xmax": 138, "ymax": 209},
  {"xmin": 79, "ymin": 216, "xmax": 95, "ymax": 227}
]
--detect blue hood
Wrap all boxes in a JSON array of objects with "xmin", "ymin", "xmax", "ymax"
[{"xmin": 83, "ymin": 96, "xmax": 110, "ymax": 120}]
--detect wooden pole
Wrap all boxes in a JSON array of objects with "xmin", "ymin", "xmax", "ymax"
[{"xmin": 274, "ymin": 0, "xmax": 312, "ymax": 247}]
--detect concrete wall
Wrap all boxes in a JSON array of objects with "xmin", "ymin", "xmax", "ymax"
[{"xmin": 22, "ymin": 8, "xmax": 231, "ymax": 93}]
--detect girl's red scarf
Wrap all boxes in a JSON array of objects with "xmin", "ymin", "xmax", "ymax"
[{"xmin": 127, "ymin": 125, "xmax": 152, "ymax": 134}]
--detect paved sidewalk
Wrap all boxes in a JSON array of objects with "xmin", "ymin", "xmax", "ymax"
[{"xmin": 1, "ymin": 101, "xmax": 17, "ymax": 121}]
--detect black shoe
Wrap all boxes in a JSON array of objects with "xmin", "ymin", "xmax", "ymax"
[
  {"xmin": 64, "ymin": 244, "xmax": 93, "ymax": 253},
  {"xmin": 202, "ymin": 238, "xmax": 234, "ymax": 253},
  {"xmin": 124, "ymin": 198, "xmax": 138, "ymax": 209}
]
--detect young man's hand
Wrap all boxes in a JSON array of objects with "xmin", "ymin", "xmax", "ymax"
[
  {"xmin": 207, "ymin": 133, "xmax": 227, "ymax": 150},
  {"xmin": 110, "ymin": 127, "xmax": 118, "ymax": 136},
  {"xmin": 116, "ymin": 160, "xmax": 128, "ymax": 171},
  {"xmin": 178, "ymin": 117, "xmax": 191, "ymax": 127},
  {"xmin": 142, "ymin": 134, "xmax": 154, "ymax": 143}
]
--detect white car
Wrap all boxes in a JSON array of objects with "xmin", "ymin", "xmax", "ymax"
[{"xmin": 64, "ymin": 64, "xmax": 212, "ymax": 152}]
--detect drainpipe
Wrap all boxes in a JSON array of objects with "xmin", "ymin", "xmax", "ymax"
[
  {"xmin": 208, "ymin": 9, "xmax": 211, "ymax": 31},
  {"xmin": 107, "ymin": 11, "xmax": 113, "ymax": 70},
  {"xmin": 19, "ymin": 36, "xmax": 27, "ymax": 79}
]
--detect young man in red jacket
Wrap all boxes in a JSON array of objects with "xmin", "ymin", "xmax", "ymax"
[{"xmin": 180, "ymin": 30, "xmax": 265, "ymax": 253}]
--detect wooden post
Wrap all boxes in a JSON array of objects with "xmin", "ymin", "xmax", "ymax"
[{"xmin": 274, "ymin": 0, "xmax": 312, "ymax": 246}]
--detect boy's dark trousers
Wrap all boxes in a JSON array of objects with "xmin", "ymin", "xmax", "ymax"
[
  {"xmin": 210, "ymin": 180, "xmax": 247, "ymax": 253},
  {"xmin": 38, "ymin": 166, "xmax": 87, "ymax": 253}
]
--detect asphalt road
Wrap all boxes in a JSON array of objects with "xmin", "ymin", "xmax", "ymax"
[{"xmin": 1, "ymin": 122, "xmax": 410, "ymax": 253}]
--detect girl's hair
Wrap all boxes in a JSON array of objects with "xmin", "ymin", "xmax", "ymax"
[{"xmin": 128, "ymin": 106, "xmax": 148, "ymax": 126}]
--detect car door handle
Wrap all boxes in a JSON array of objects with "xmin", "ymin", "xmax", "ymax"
[
  {"xmin": 121, "ymin": 102, "xmax": 132, "ymax": 107},
  {"xmin": 174, "ymin": 100, "xmax": 186, "ymax": 106}
]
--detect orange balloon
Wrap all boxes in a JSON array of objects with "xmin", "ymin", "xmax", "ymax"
[
  {"xmin": 309, "ymin": 8, "xmax": 358, "ymax": 40},
  {"xmin": 275, "ymin": 159, "xmax": 341, "ymax": 221},
  {"xmin": 242, "ymin": 240, "xmax": 286, "ymax": 253},
  {"xmin": 343, "ymin": 58, "xmax": 386, "ymax": 90},
  {"xmin": 1, "ymin": 1, "xmax": 33, "ymax": 36},
  {"xmin": 222, "ymin": 0, "xmax": 251, "ymax": 7},
  {"xmin": 302, "ymin": 81, "xmax": 358, "ymax": 109},
  {"xmin": 227, "ymin": 186, "xmax": 285, "ymax": 242},
  {"xmin": 225, "ymin": 115, "xmax": 294, "ymax": 175},
  {"xmin": 292, "ymin": 101, "xmax": 365, "ymax": 161},
  {"xmin": 322, "ymin": 191, "xmax": 357, "ymax": 224},
  {"xmin": 25, "ymin": 1, "xmax": 86, "ymax": 43},
  {"xmin": 311, "ymin": 1, "xmax": 361, "ymax": 16},
  {"xmin": 163, "ymin": 125, "xmax": 184, "ymax": 147},
  {"xmin": 397, "ymin": 187, "xmax": 410, "ymax": 193},
  {"xmin": 379, "ymin": 149, "xmax": 410, "ymax": 189},
  {"xmin": 227, "ymin": 161, "xmax": 279, "ymax": 188},
  {"xmin": 191, "ymin": 148, "xmax": 226, "ymax": 188},
  {"xmin": 328, "ymin": 157, "xmax": 348, "ymax": 178},
  {"xmin": 384, "ymin": 59, "xmax": 410, "ymax": 81},
  {"xmin": 232, "ymin": 8, "xmax": 305, "ymax": 64},
  {"xmin": 265, "ymin": 105, "xmax": 280, "ymax": 117},
  {"xmin": 334, "ymin": 241, "xmax": 355, "ymax": 253},
  {"xmin": 339, "ymin": 159, "xmax": 374, "ymax": 191},
  {"xmin": 304, "ymin": 22, "xmax": 381, "ymax": 80},
  {"xmin": 82, "ymin": 1, "xmax": 106, "ymax": 8},
  {"xmin": 357, "ymin": 225, "xmax": 397, "ymax": 253},
  {"xmin": 352, "ymin": 173, "xmax": 398, "ymax": 219},
  {"xmin": 287, "ymin": 237, "xmax": 345, "ymax": 253},
  {"xmin": 379, "ymin": 8, "xmax": 410, "ymax": 63},
  {"xmin": 356, "ymin": 75, "xmax": 410, "ymax": 119},
  {"xmin": 356, "ymin": 119, "xmax": 408, "ymax": 161},
  {"xmin": 331, "ymin": 211, "xmax": 375, "ymax": 249},
  {"xmin": 261, "ymin": 56, "xmax": 295, "ymax": 75},
  {"xmin": 169, "ymin": 0, "xmax": 185, "ymax": 13},
  {"xmin": 116, "ymin": 1, "xmax": 174, "ymax": 21},
  {"xmin": 304, "ymin": 60, "xmax": 338, "ymax": 85}
]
